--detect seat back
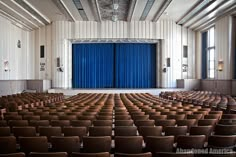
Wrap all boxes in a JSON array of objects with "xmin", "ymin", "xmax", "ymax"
[
  {"xmin": 176, "ymin": 135, "xmax": 206, "ymax": 149},
  {"xmin": 115, "ymin": 126, "xmax": 137, "ymax": 136},
  {"xmin": 115, "ymin": 136, "xmax": 143, "ymax": 154},
  {"xmin": 29, "ymin": 152, "xmax": 67, "ymax": 157},
  {"xmin": 51, "ymin": 136, "xmax": 80, "ymax": 153},
  {"xmin": 19, "ymin": 136, "xmax": 48, "ymax": 154},
  {"xmin": 89, "ymin": 126, "xmax": 112, "ymax": 136},
  {"xmin": 0, "ymin": 136, "xmax": 16, "ymax": 154},
  {"xmin": 146, "ymin": 136, "xmax": 174, "ymax": 153},
  {"xmin": 0, "ymin": 127, "xmax": 11, "ymax": 136},
  {"xmin": 71, "ymin": 152, "xmax": 110, "ymax": 157},
  {"xmin": 83, "ymin": 136, "xmax": 111, "ymax": 153}
]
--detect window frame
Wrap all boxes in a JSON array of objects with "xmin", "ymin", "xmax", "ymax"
[{"xmin": 206, "ymin": 27, "xmax": 215, "ymax": 79}]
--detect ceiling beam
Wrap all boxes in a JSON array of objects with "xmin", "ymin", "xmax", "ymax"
[
  {"xmin": 14, "ymin": 0, "xmax": 50, "ymax": 25},
  {"xmin": 193, "ymin": 3, "xmax": 236, "ymax": 31},
  {"xmin": 0, "ymin": 0, "xmax": 39, "ymax": 28},
  {"xmin": 0, "ymin": 9, "xmax": 33, "ymax": 31},
  {"xmin": 72, "ymin": 0, "xmax": 88, "ymax": 21},
  {"xmin": 152, "ymin": 0, "xmax": 172, "ymax": 22},
  {"xmin": 140, "ymin": 0, "xmax": 155, "ymax": 21},
  {"xmin": 90, "ymin": 0, "xmax": 101, "ymax": 22},
  {"xmin": 127, "ymin": 0, "xmax": 137, "ymax": 22},
  {"xmin": 176, "ymin": 0, "xmax": 204, "ymax": 25},
  {"xmin": 186, "ymin": 0, "xmax": 229, "ymax": 28},
  {"xmin": 177, "ymin": 0, "xmax": 216, "ymax": 25},
  {"xmin": 52, "ymin": 0, "xmax": 75, "ymax": 22},
  {"xmin": 10, "ymin": 0, "xmax": 44, "ymax": 26}
]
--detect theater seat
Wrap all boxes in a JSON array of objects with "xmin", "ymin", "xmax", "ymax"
[
  {"xmin": 115, "ymin": 136, "xmax": 143, "ymax": 154},
  {"xmin": 29, "ymin": 152, "xmax": 67, "ymax": 157},
  {"xmin": 115, "ymin": 152, "xmax": 152, "ymax": 157},
  {"xmin": 71, "ymin": 152, "xmax": 110, "ymax": 157},
  {"xmin": 0, "ymin": 153, "xmax": 25, "ymax": 157}
]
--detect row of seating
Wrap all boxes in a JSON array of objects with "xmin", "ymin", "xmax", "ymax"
[
  {"xmin": 160, "ymin": 91, "xmax": 236, "ymax": 113},
  {"xmin": 0, "ymin": 93, "xmax": 64, "ymax": 112},
  {"xmin": 1, "ymin": 135, "xmax": 235, "ymax": 155},
  {"xmin": 0, "ymin": 93, "xmax": 235, "ymax": 157}
]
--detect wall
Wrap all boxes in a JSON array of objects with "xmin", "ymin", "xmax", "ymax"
[
  {"xmin": 0, "ymin": 80, "xmax": 26, "ymax": 96},
  {"xmin": 35, "ymin": 20, "xmax": 195, "ymax": 88},
  {"xmin": 0, "ymin": 16, "xmax": 35, "ymax": 80},
  {"xmin": 196, "ymin": 15, "xmax": 235, "ymax": 95},
  {"xmin": 196, "ymin": 15, "xmax": 233, "ymax": 80}
]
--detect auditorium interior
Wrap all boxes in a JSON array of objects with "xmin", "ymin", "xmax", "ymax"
[{"xmin": 0, "ymin": 0, "xmax": 236, "ymax": 157}]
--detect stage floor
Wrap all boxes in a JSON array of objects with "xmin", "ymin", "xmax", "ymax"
[{"xmin": 48, "ymin": 88, "xmax": 186, "ymax": 96}]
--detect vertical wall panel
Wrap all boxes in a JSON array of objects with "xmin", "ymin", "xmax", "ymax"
[
  {"xmin": 0, "ymin": 16, "xmax": 35, "ymax": 80},
  {"xmin": 215, "ymin": 16, "xmax": 231, "ymax": 79}
]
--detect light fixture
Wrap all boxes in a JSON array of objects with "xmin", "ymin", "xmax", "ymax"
[
  {"xmin": 111, "ymin": 0, "xmax": 119, "ymax": 22},
  {"xmin": 218, "ymin": 60, "xmax": 223, "ymax": 71},
  {"xmin": 113, "ymin": 3, "xmax": 119, "ymax": 10},
  {"xmin": 112, "ymin": 15, "xmax": 118, "ymax": 22}
]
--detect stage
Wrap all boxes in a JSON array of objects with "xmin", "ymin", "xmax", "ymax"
[{"xmin": 48, "ymin": 88, "xmax": 186, "ymax": 96}]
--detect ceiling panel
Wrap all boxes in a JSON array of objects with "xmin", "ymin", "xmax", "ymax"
[
  {"xmin": 27, "ymin": 0, "xmax": 67, "ymax": 21},
  {"xmin": 160, "ymin": 0, "xmax": 198, "ymax": 21},
  {"xmin": 187, "ymin": 0, "xmax": 235, "ymax": 29},
  {"xmin": 0, "ymin": 1, "xmax": 37, "ymax": 29},
  {"xmin": 132, "ymin": 0, "xmax": 148, "ymax": 21},
  {"xmin": 79, "ymin": 0, "xmax": 95, "ymax": 21},
  {"xmin": 61, "ymin": 0, "xmax": 82, "ymax": 21},
  {"xmin": 145, "ymin": 0, "xmax": 164, "ymax": 21},
  {"xmin": 1, "ymin": 0, "xmax": 42, "ymax": 26},
  {"xmin": 190, "ymin": 1, "xmax": 236, "ymax": 30}
]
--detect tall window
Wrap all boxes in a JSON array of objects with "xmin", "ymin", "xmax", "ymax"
[{"xmin": 207, "ymin": 27, "xmax": 215, "ymax": 79}]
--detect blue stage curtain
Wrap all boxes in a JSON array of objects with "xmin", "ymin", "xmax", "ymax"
[
  {"xmin": 72, "ymin": 43, "xmax": 114, "ymax": 88},
  {"xmin": 115, "ymin": 43, "xmax": 156, "ymax": 88},
  {"xmin": 202, "ymin": 32, "xmax": 207, "ymax": 79}
]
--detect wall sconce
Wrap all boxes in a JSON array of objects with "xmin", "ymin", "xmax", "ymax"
[
  {"xmin": 218, "ymin": 60, "xmax": 223, "ymax": 71},
  {"xmin": 3, "ymin": 60, "xmax": 9, "ymax": 72}
]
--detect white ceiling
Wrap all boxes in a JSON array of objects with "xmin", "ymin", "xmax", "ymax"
[{"xmin": 0, "ymin": 0, "xmax": 235, "ymax": 31}]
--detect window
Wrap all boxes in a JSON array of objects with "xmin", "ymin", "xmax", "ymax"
[{"xmin": 207, "ymin": 27, "xmax": 215, "ymax": 79}]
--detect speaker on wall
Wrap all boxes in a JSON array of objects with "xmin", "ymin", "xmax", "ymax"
[
  {"xmin": 183, "ymin": 46, "xmax": 188, "ymax": 58},
  {"xmin": 167, "ymin": 58, "xmax": 170, "ymax": 67},
  {"xmin": 57, "ymin": 57, "xmax": 60, "ymax": 67},
  {"xmin": 40, "ymin": 45, "xmax": 45, "ymax": 58}
]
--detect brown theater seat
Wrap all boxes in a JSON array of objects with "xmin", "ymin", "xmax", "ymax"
[
  {"xmin": 115, "ymin": 152, "xmax": 152, "ymax": 157},
  {"xmin": 176, "ymin": 135, "xmax": 206, "ymax": 149},
  {"xmin": 138, "ymin": 126, "xmax": 162, "ymax": 142},
  {"xmin": 214, "ymin": 124, "xmax": 236, "ymax": 135},
  {"xmin": 63, "ymin": 127, "xmax": 87, "ymax": 141},
  {"xmin": 89, "ymin": 126, "xmax": 112, "ymax": 136},
  {"xmin": 0, "ymin": 153, "xmax": 25, "ymax": 157},
  {"xmin": 0, "ymin": 136, "xmax": 16, "ymax": 154},
  {"xmin": 155, "ymin": 120, "xmax": 176, "ymax": 131},
  {"xmin": 39, "ymin": 127, "xmax": 62, "ymax": 142},
  {"xmin": 51, "ymin": 136, "xmax": 80, "ymax": 154},
  {"xmin": 155, "ymin": 152, "xmax": 194, "ymax": 157},
  {"xmin": 29, "ymin": 152, "xmax": 67, "ymax": 157},
  {"xmin": 83, "ymin": 136, "xmax": 111, "ymax": 153},
  {"xmin": 19, "ymin": 136, "xmax": 48, "ymax": 153},
  {"xmin": 165, "ymin": 126, "xmax": 187, "ymax": 142},
  {"xmin": 115, "ymin": 136, "xmax": 143, "ymax": 154},
  {"xmin": 115, "ymin": 126, "xmax": 137, "ymax": 136},
  {"xmin": 12, "ymin": 127, "xmax": 36, "ymax": 140},
  {"xmin": 208, "ymin": 135, "xmax": 236, "ymax": 149},
  {"xmin": 71, "ymin": 152, "xmax": 110, "ymax": 157},
  {"xmin": 93, "ymin": 120, "xmax": 113, "ymax": 126},
  {"xmin": 0, "ymin": 127, "xmax": 11, "ymax": 136},
  {"xmin": 115, "ymin": 120, "xmax": 134, "ymax": 126},
  {"xmin": 146, "ymin": 136, "xmax": 174, "ymax": 153},
  {"xmin": 71, "ymin": 120, "xmax": 92, "ymax": 130}
]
